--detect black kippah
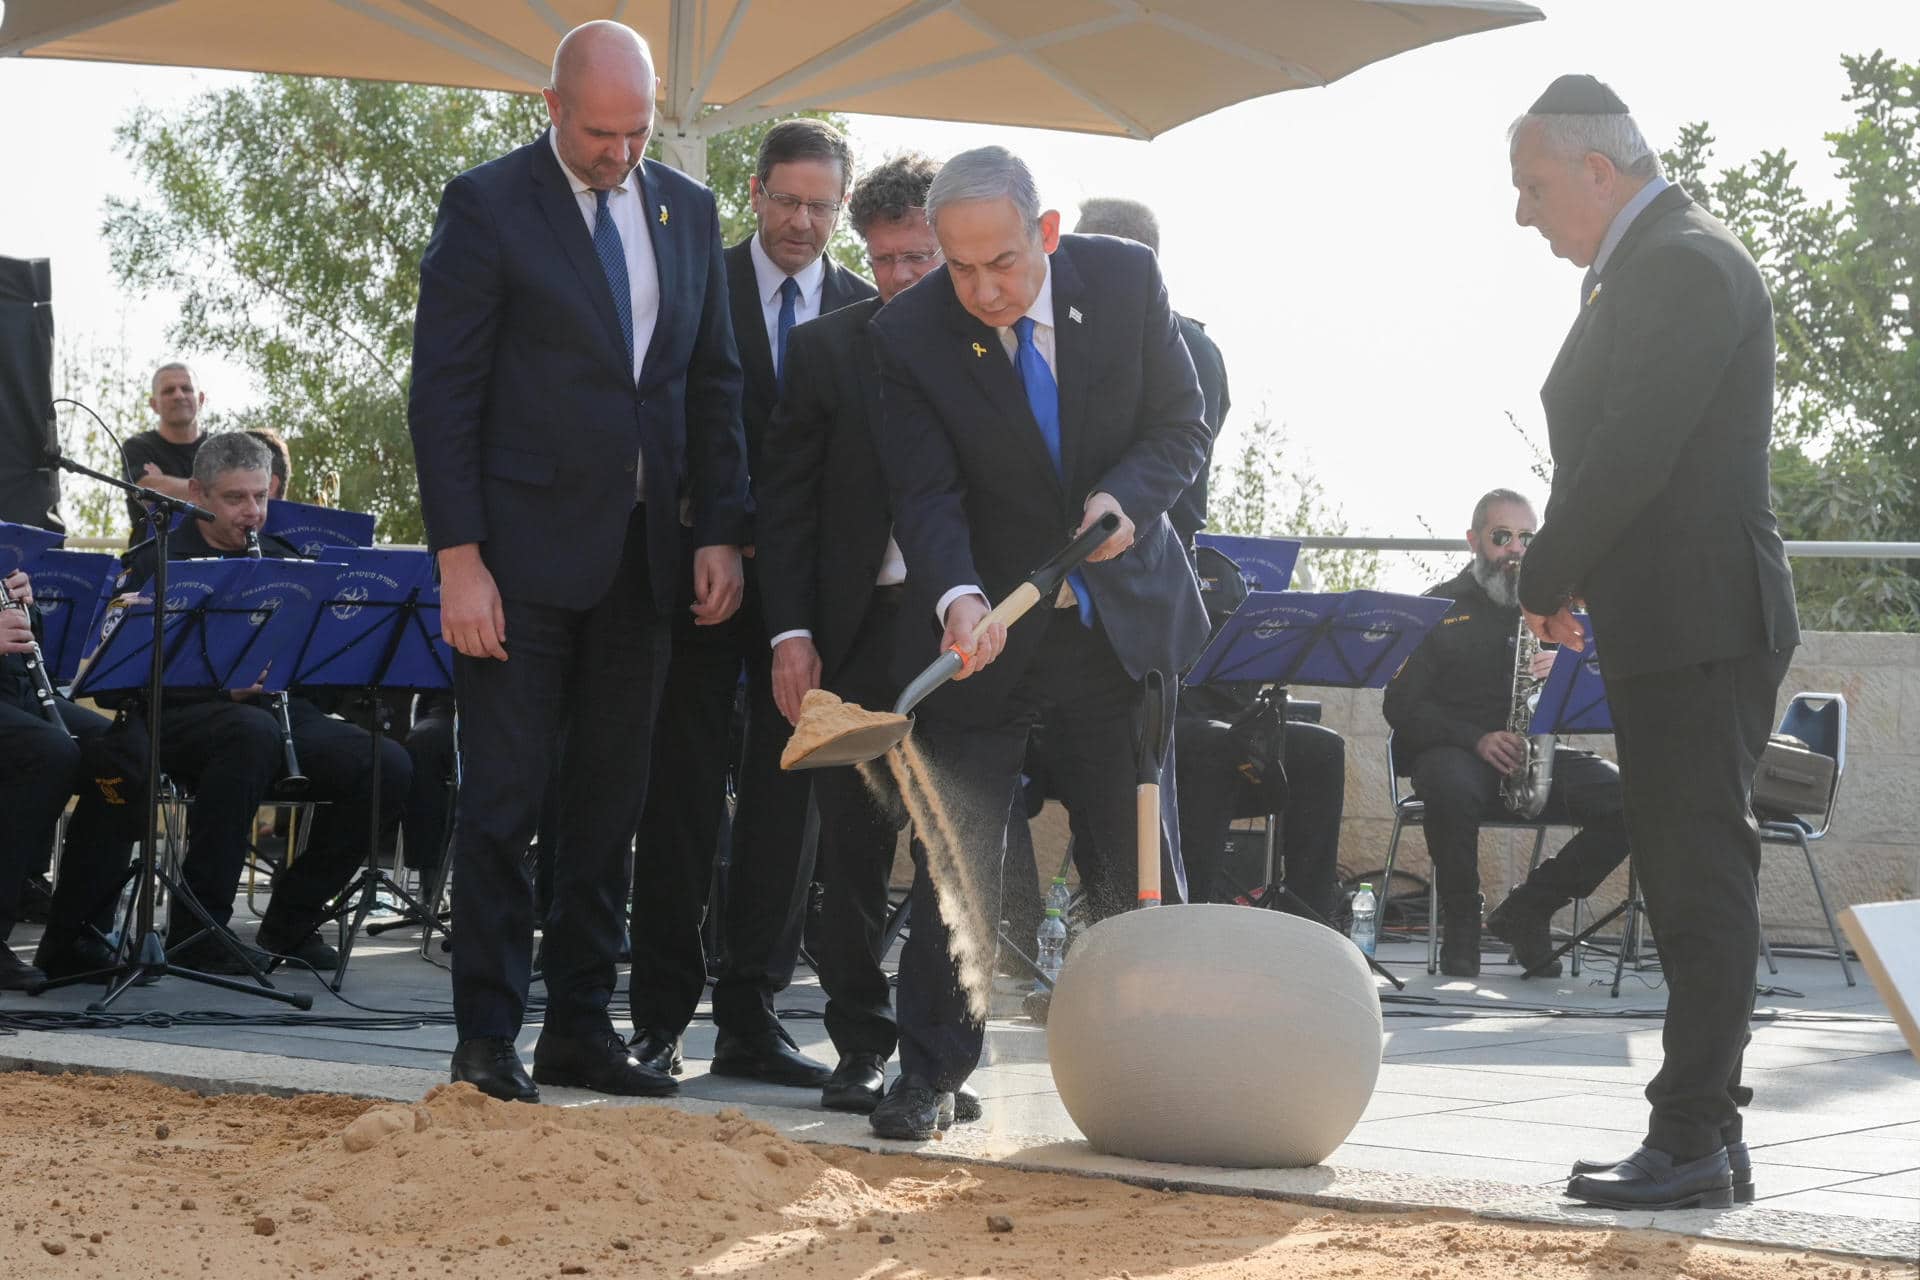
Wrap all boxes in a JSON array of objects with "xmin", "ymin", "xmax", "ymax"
[{"xmin": 1529, "ymin": 74, "xmax": 1629, "ymax": 115}]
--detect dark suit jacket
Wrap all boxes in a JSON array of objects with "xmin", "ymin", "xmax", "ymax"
[
  {"xmin": 755, "ymin": 296, "xmax": 892, "ymax": 683},
  {"xmin": 408, "ymin": 130, "xmax": 751, "ymax": 614},
  {"xmin": 723, "ymin": 238, "xmax": 876, "ymax": 501},
  {"xmin": 1169, "ymin": 313, "xmax": 1229, "ymax": 546},
  {"xmin": 1519, "ymin": 185, "xmax": 1799, "ymax": 678},
  {"xmin": 869, "ymin": 234, "xmax": 1212, "ymax": 720}
]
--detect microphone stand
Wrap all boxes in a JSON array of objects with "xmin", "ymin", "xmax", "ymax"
[{"xmin": 36, "ymin": 450, "xmax": 311, "ymax": 1011}]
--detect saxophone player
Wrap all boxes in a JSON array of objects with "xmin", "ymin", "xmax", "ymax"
[{"xmin": 1382, "ymin": 489, "xmax": 1628, "ymax": 977}]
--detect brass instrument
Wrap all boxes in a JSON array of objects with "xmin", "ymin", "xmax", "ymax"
[
  {"xmin": 0, "ymin": 572, "xmax": 67, "ymax": 733},
  {"xmin": 1499, "ymin": 617, "xmax": 1556, "ymax": 818},
  {"xmin": 244, "ymin": 530, "xmax": 309, "ymax": 794}
]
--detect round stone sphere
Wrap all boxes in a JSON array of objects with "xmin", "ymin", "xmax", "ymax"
[{"xmin": 1047, "ymin": 904, "xmax": 1382, "ymax": 1168}]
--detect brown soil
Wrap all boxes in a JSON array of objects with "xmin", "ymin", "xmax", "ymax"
[
  {"xmin": 780, "ymin": 689, "xmax": 906, "ymax": 769},
  {"xmin": 0, "ymin": 1071, "xmax": 1902, "ymax": 1280}
]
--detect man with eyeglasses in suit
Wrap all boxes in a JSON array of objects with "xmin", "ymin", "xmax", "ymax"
[
  {"xmin": 1383, "ymin": 488, "xmax": 1628, "ymax": 977},
  {"xmin": 629, "ymin": 117, "xmax": 875, "ymax": 1090}
]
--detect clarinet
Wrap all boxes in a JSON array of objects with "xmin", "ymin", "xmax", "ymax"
[
  {"xmin": 244, "ymin": 530, "xmax": 309, "ymax": 794},
  {"xmin": 0, "ymin": 573, "xmax": 68, "ymax": 735}
]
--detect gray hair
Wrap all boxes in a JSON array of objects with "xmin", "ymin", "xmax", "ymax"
[
  {"xmin": 926, "ymin": 145, "xmax": 1041, "ymax": 232},
  {"xmin": 191, "ymin": 432, "xmax": 272, "ymax": 489},
  {"xmin": 1074, "ymin": 196, "xmax": 1160, "ymax": 253},
  {"xmin": 1471, "ymin": 487, "xmax": 1534, "ymax": 532},
  {"xmin": 1509, "ymin": 112, "xmax": 1663, "ymax": 181}
]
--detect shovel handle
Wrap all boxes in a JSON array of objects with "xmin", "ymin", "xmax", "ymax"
[{"xmin": 1136, "ymin": 782, "xmax": 1161, "ymax": 907}]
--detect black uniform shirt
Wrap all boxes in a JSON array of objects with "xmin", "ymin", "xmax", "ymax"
[
  {"xmin": 1381, "ymin": 567, "xmax": 1525, "ymax": 769},
  {"xmin": 120, "ymin": 430, "xmax": 203, "ymax": 536}
]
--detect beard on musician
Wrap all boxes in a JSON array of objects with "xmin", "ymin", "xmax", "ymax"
[{"xmin": 1467, "ymin": 500, "xmax": 1534, "ymax": 610}]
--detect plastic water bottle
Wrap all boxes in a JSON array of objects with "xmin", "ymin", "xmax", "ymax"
[
  {"xmin": 1349, "ymin": 882, "xmax": 1378, "ymax": 957},
  {"xmin": 1044, "ymin": 875, "xmax": 1072, "ymax": 921},
  {"xmin": 1035, "ymin": 907, "xmax": 1068, "ymax": 991}
]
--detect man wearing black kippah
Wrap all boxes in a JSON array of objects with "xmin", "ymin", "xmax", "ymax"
[{"xmin": 1508, "ymin": 75, "xmax": 1799, "ymax": 1212}]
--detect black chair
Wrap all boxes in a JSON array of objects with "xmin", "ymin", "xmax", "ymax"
[
  {"xmin": 1380, "ymin": 732, "xmax": 1565, "ymax": 975},
  {"xmin": 1758, "ymin": 692, "xmax": 1855, "ymax": 987}
]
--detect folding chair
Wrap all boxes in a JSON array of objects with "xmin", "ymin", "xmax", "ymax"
[{"xmin": 1757, "ymin": 692, "xmax": 1855, "ymax": 987}]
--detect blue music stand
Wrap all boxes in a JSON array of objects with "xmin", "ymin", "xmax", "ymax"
[
  {"xmin": 1530, "ymin": 615, "xmax": 1611, "ymax": 734},
  {"xmin": 1193, "ymin": 533, "xmax": 1301, "ymax": 592},
  {"xmin": 64, "ymin": 555, "xmax": 339, "ymax": 1007},
  {"xmin": 21, "ymin": 548, "xmax": 119, "ymax": 684},
  {"xmin": 0, "ymin": 518, "xmax": 64, "ymax": 575},
  {"xmin": 73, "ymin": 557, "xmax": 343, "ymax": 699},
  {"xmin": 1185, "ymin": 589, "xmax": 1453, "ymax": 691},
  {"xmin": 285, "ymin": 547, "xmax": 452, "ymax": 985},
  {"xmin": 264, "ymin": 500, "xmax": 377, "ymax": 558}
]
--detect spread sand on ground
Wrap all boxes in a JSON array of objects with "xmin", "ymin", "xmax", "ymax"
[{"xmin": 0, "ymin": 1070, "xmax": 1902, "ymax": 1280}]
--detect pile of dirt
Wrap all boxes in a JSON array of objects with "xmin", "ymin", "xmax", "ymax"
[{"xmin": 0, "ymin": 1071, "xmax": 1902, "ymax": 1279}]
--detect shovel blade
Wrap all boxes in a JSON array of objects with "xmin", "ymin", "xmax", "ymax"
[{"xmin": 779, "ymin": 714, "xmax": 912, "ymax": 770}]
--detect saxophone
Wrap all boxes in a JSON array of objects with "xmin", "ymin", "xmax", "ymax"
[{"xmin": 1498, "ymin": 617, "xmax": 1556, "ymax": 818}]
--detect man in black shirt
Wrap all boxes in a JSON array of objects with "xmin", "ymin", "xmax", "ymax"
[
  {"xmin": 42, "ymin": 433, "xmax": 410, "ymax": 976},
  {"xmin": 1382, "ymin": 489, "xmax": 1629, "ymax": 976},
  {"xmin": 120, "ymin": 363, "xmax": 207, "ymax": 536}
]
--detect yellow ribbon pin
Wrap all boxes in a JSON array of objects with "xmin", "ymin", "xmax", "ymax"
[
  {"xmin": 970, "ymin": 342, "xmax": 987, "ymax": 358},
  {"xmin": 658, "ymin": 204, "xmax": 669, "ymax": 225},
  {"xmin": 1586, "ymin": 282, "xmax": 1603, "ymax": 307}
]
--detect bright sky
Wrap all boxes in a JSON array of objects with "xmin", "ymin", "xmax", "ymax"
[{"xmin": 0, "ymin": 0, "xmax": 1914, "ymax": 555}]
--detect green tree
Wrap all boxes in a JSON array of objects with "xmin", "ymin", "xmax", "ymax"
[
  {"xmin": 1661, "ymin": 51, "xmax": 1920, "ymax": 630},
  {"xmin": 105, "ymin": 75, "xmax": 862, "ymax": 542},
  {"xmin": 1208, "ymin": 412, "xmax": 1380, "ymax": 591}
]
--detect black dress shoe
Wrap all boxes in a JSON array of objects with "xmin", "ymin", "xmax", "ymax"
[
  {"xmin": 170, "ymin": 930, "xmax": 273, "ymax": 976},
  {"xmin": 258, "ymin": 926, "xmax": 340, "ymax": 971},
  {"xmin": 0, "ymin": 945, "xmax": 46, "ymax": 992},
  {"xmin": 951, "ymin": 1081, "xmax": 982, "ymax": 1124},
  {"xmin": 533, "ymin": 1029, "xmax": 678, "ymax": 1096},
  {"xmin": 627, "ymin": 1027, "xmax": 684, "ymax": 1076},
  {"xmin": 33, "ymin": 931, "xmax": 118, "ymax": 981},
  {"xmin": 451, "ymin": 1036, "xmax": 540, "ymax": 1103},
  {"xmin": 711, "ymin": 1027, "xmax": 833, "ymax": 1087},
  {"xmin": 821, "ymin": 1053, "xmax": 887, "ymax": 1114},
  {"xmin": 1485, "ymin": 896, "xmax": 1564, "ymax": 977},
  {"xmin": 870, "ymin": 1075, "xmax": 952, "ymax": 1141},
  {"xmin": 1566, "ymin": 1144, "xmax": 1734, "ymax": 1210},
  {"xmin": 1573, "ymin": 1139, "xmax": 1753, "ymax": 1202}
]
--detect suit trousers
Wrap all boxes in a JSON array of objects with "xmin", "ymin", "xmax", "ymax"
[
  {"xmin": 1409, "ymin": 746, "xmax": 1628, "ymax": 904},
  {"xmin": 629, "ymin": 560, "xmax": 815, "ymax": 1041},
  {"xmin": 1607, "ymin": 646, "xmax": 1791, "ymax": 1159},
  {"xmin": 0, "ymin": 697, "xmax": 106, "ymax": 936},
  {"xmin": 897, "ymin": 612, "xmax": 1155, "ymax": 1091},
  {"xmin": 450, "ymin": 507, "xmax": 669, "ymax": 1041},
  {"xmin": 806, "ymin": 586, "xmax": 909, "ymax": 1062}
]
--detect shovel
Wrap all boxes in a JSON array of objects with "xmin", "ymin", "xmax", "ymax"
[
  {"xmin": 1133, "ymin": 669, "xmax": 1172, "ymax": 908},
  {"xmin": 781, "ymin": 512, "xmax": 1121, "ymax": 770}
]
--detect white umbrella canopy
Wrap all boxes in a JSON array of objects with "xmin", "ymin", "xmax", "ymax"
[{"xmin": 0, "ymin": 0, "xmax": 1543, "ymax": 177}]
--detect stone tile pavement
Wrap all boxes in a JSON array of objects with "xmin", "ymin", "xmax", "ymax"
[{"xmin": 2, "ymin": 908, "xmax": 1915, "ymax": 1264}]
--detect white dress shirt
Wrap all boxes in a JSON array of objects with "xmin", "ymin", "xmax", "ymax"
[{"xmin": 748, "ymin": 233, "xmax": 825, "ymax": 379}]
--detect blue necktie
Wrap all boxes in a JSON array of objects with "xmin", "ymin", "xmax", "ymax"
[
  {"xmin": 776, "ymin": 276, "xmax": 800, "ymax": 391},
  {"xmin": 1013, "ymin": 316, "xmax": 1092, "ymax": 625},
  {"xmin": 593, "ymin": 189, "xmax": 634, "ymax": 370}
]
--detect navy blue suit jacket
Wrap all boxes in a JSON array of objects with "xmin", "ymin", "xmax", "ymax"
[
  {"xmin": 869, "ymin": 234, "xmax": 1212, "ymax": 720},
  {"xmin": 408, "ymin": 131, "xmax": 751, "ymax": 613}
]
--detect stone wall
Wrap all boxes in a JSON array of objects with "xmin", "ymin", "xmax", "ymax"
[{"xmin": 1319, "ymin": 629, "xmax": 1920, "ymax": 945}]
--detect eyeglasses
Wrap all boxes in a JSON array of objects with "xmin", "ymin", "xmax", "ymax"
[
  {"xmin": 1488, "ymin": 528, "xmax": 1535, "ymax": 547},
  {"xmin": 761, "ymin": 188, "xmax": 842, "ymax": 221},
  {"xmin": 868, "ymin": 250, "xmax": 941, "ymax": 271}
]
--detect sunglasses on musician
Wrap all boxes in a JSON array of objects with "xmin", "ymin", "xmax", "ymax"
[{"xmin": 1489, "ymin": 528, "xmax": 1535, "ymax": 548}]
